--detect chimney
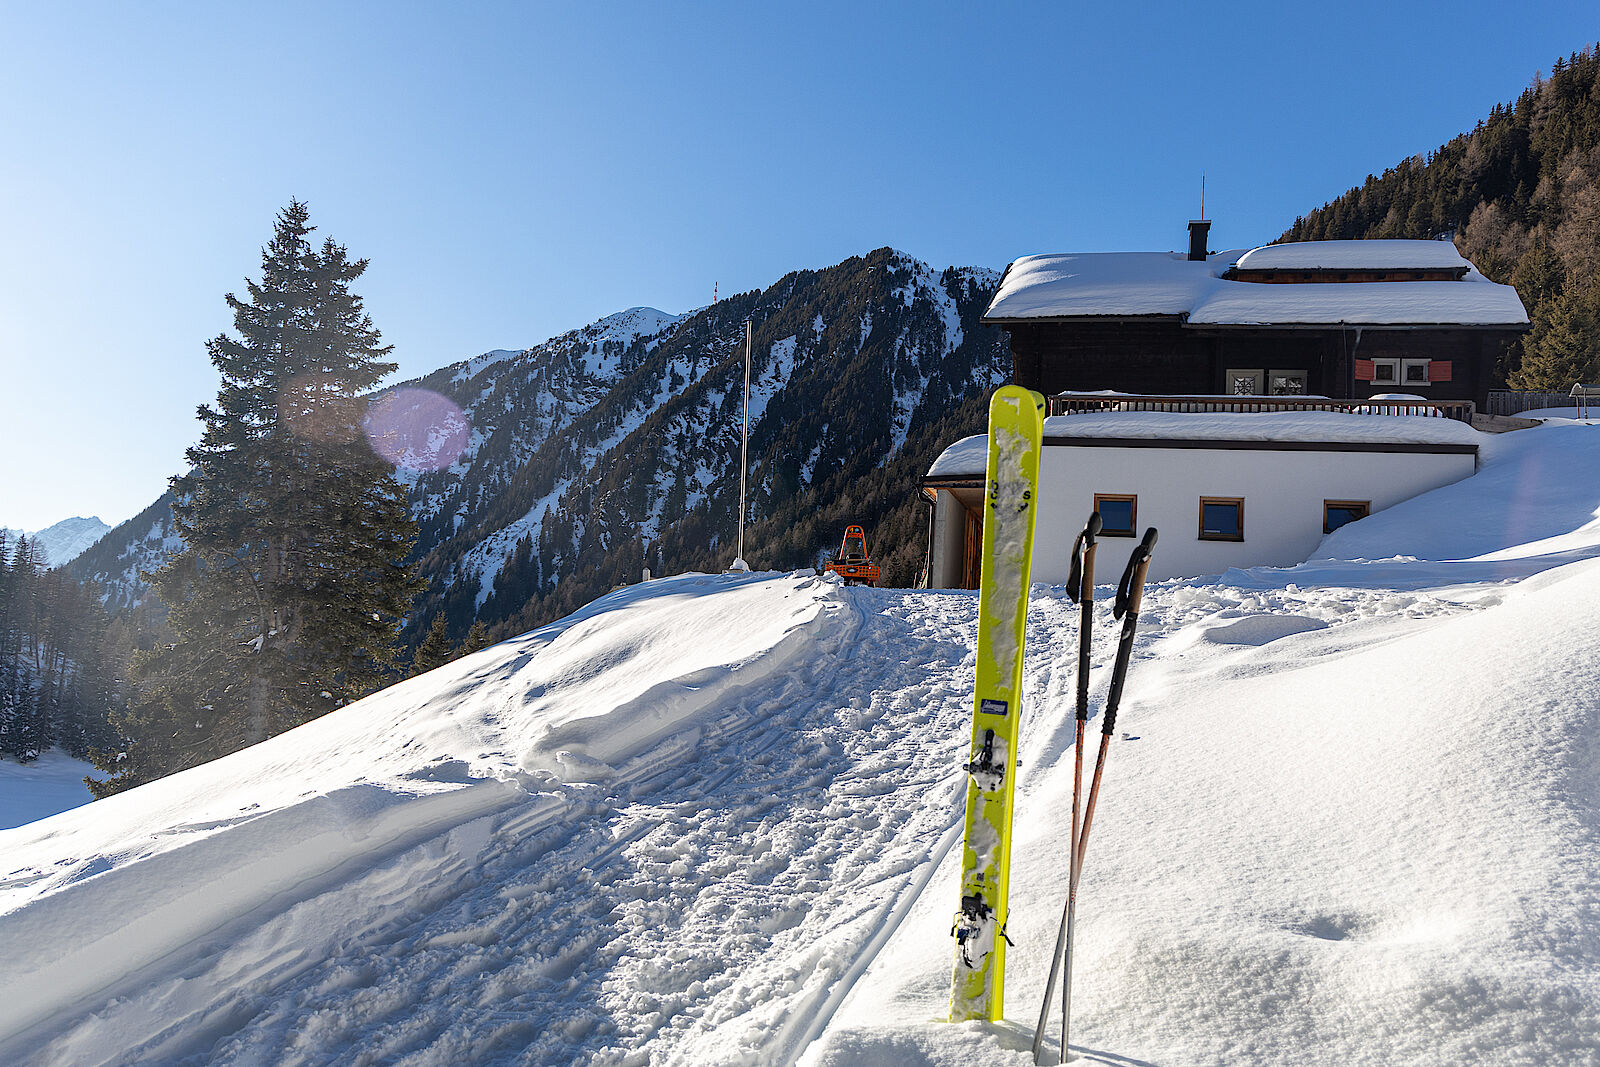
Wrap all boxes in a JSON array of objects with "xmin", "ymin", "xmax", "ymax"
[{"xmin": 1188, "ymin": 219, "xmax": 1211, "ymax": 261}]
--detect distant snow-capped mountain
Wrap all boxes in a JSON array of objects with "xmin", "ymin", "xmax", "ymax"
[
  {"xmin": 73, "ymin": 248, "xmax": 1011, "ymax": 639},
  {"xmin": 3, "ymin": 516, "xmax": 111, "ymax": 567}
]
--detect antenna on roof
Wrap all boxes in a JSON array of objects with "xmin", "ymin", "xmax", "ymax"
[{"xmin": 1201, "ymin": 172, "xmax": 1206, "ymax": 221}]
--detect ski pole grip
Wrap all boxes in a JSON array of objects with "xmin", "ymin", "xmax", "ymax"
[
  {"xmin": 1066, "ymin": 534, "xmax": 1084, "ymax": 603},
  {"xmin": 1066, "ymin": 512, "xmax": 1102, "ymax": 604},
  {"xmin": 1125, "ymin": 528, "xmax": 1157, "ymax": 616},
  {"xmin": 1084, "ymin": 511, "xmax": 1102, "ymax": 545},
  {"xmin": 1081, "ymin": 531, "xmax": 1097, "ymax": 602},
  {"xmin": 1114, "ymin": 528, "xmax": 1158, "ymax": 619}
]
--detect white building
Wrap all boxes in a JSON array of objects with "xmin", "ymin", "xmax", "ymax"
[{"xmin": 922, "ymin": 408, "xmax": 1483, "ymax": 586}]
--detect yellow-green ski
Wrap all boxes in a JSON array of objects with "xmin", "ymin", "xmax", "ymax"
[{"xmin": 950, "ymin": 384, "xmax": 1044, "ymax": 1023}]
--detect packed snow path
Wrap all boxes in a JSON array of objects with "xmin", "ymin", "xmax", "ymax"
[
  {"xmin": 0, "ymin": 576, "xmax": 990, "ymax": 1066},
  {"xmin": 200, "ymin": 586, "xmax": 983, "ymax": 1067}
]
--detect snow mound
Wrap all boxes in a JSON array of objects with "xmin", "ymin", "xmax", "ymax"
[
  {"xmin": 0, "ymin": 571, "xmax": 838, "ymax": 1062},
  {"xmin": 1198, "ymin": 613, "xmax": 1328, "ymax": 645},
  {"xmin": 811, "ymin": 556, "xmax": 1600, "ymax": 1066}
]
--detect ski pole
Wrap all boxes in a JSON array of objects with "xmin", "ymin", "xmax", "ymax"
[
  {"xmin": 1032, "ymin": 511, "xmax": 1100, "ymax": 1064},
  {"xmin": 1076, "ymin": 526, "xmax": 1156, "ymax": 871},
  {"xmin": 1061, "ymin": 527, "xmax": 1156, "ymax": 1064}
]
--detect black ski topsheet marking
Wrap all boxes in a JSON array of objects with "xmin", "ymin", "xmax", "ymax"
[{"xmin": 979, "ymin": 698, "xmax": 1009, "ymax": 717}]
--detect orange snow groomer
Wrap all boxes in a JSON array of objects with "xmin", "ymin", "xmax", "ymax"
[{"xmin": 823, "ymin": 525, "xmax": 880, "ymax": 586}]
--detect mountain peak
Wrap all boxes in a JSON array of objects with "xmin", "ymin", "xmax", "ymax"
[{"xmin": 3, "ymin": 516, "xmax": 112, "ymax": 567}]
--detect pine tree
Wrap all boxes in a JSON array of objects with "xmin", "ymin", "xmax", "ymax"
[
  {"xmin": 411, "ymin": 614, "xmax": 455, "ymax": 675},
  {"xmin": 1509, "ymin": 278, "xmax": 1600, "ymax": 389},
  {"xmin": 93, "ymin": 202, "xmax": 422, "ymax": 793},
  {"xmin": 461, "ymin": 620, "xmax": 492, "ymax": 655},
  {"xmin": 0, "ymin": 531, "xmax": 11, "ymax": 753}
]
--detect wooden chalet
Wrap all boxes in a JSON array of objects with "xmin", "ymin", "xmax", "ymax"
[{"xmin": 983, "ymin": 223, "xmax": 1529, "ymax": 410}]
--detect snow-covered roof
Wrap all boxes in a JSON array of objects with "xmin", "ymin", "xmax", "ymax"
[
  {"xmin": 984, "ymin": 242, "xmax": 1529, "ymax": 327},
  {"xmin": 926, "ymin": 410, "xmax": 1484, "ymax": 478},
  {"xmin": 1233, "ymin": 239, "xmax": 1470, "ymax": 272},
  {"xmin": 1187, "ymin": 275, "xmax": 1527, "ymax": 326},
  {"xmin": 984, "ymin": 251, "xmax": 1242, "ymax": 320}
]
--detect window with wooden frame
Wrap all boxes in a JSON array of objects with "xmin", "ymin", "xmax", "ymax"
[
  {"xmin": 1356, "ymin": 358, "xmax": 1452, "ymax": 386},
  {"xmin": 1370, "ymin": 358, "xmax": 1399, "ymax": 385},
  {"xmin": 1324, "ymin": 499, "xmax": 1370, "ymax": 533},
  {"xmin": 1093, "ymin": 493, "xmax": 1137, "ymax": 537},
  {"xmin": 1198, "ymin": 496, "xmax": 1244, "ymax": 541}
]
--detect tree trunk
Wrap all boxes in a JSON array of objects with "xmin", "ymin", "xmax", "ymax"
[{"xmin": 246, "ymin": 670, "xmax": 270, "ymax": 747}]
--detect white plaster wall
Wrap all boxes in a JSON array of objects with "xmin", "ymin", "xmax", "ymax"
[
  {"xmin": 930, "ymin": 492, "xmax": 968, "ymax": 588},
  {"xmin": 1028, "ymin": 445, "xmax": 1476, "ymax": 583}
]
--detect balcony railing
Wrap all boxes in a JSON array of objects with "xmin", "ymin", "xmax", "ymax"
[
  {"xmin": 1049, "ymin": 392, "xmax": 1476, "ymax": 424},
  {"xmin": 1485, "ymin": 389, "xmax": 1574, "ymax": 416}
]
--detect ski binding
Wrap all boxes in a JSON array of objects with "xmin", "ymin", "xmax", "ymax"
[{"xmin": 964, "ymin": 728, "xmax": 1007, "ymax": 792}]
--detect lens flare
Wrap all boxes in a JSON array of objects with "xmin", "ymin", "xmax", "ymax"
[{"xmin": 362, "ymin": 388, "xmax": 472, "ymax": 472}]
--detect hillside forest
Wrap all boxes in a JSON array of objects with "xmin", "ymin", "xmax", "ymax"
[
  {"xmin": 0, "ymin": 533, "xmax": 121, "ymax": 762},
  {"xmin": 1283, "ymin": 45, "xmax": 1600, "ymax": 390}
]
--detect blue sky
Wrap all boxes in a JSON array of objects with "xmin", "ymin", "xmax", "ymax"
[{"xmin": 1, "ymin": 2, "xmax": 1593, "ymax": 531}]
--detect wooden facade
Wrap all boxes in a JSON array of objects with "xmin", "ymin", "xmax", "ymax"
[{"xmin": 1001, "ymin": 319, "xmax": 1521, "ymax": 411}]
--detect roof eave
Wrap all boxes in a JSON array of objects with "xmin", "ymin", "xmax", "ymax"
[
  {"xmin": 981, "ymin": 313, "xmax": 1190, "ymax": 327},
  {"xmin": 1183, "ymin": 320, "xmax": 1530, "ymax": 331}
]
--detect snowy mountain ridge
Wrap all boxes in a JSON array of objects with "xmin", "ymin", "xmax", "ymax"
[
  {"xmin": 1, "ymin": 517, "xmax": 110, "ymax": 568},
  {"xmin": 72, "ymin": 249, "xmax": 1011, "ymax": 636},
  {"xmin": 8, "ymin": 417, "xmax": 1600, "ymax": 1064}
]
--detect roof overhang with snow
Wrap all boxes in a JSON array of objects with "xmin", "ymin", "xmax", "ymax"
[
  {"xmin": 925, "ymin": 410, "xmax": 1484, "ymax": 480},
  {"xmin": 983, "ymin": 241, "xmax": 1529, "ymax": 329}
]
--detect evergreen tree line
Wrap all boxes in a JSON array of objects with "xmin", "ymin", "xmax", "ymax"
[
  {"xmin": 1283, "ymin": 45, "xmax": 1600, "ymax": 390},
  {"xmin": 0, "ymin": 532, "xmax": 123, "ymax": 762}
]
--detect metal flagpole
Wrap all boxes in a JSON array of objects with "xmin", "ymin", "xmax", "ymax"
[{"xmin": 733, "ymin": 319, "xmax": 751, "ymax": 571}]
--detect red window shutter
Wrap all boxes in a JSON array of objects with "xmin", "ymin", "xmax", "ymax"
[
  {"xmin": 1429, "ymin": 360, "xmax": 1453, "ymax": 382},
  {"xmin": 1354, "ymin": 359, "xmax": 1376, "ymax": 381}
]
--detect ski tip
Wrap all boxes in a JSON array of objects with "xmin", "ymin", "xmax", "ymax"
[{"xmin": 989, "ymin": 384, "xmax": 1046, "ymax": 431}]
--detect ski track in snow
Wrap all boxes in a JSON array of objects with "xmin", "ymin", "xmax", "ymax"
[{"xmin": 15, "ymin": 585, "xmax": 982, "ymax": 1067}]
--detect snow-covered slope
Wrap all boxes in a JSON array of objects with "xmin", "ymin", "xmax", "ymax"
[
  {"xmin": 7, "ymin": 421, "xmax": 1600, "ymax": 1065},
  {"xmin": 0, "ymin": 751, "xmax": 95, "ymax": 830}
]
